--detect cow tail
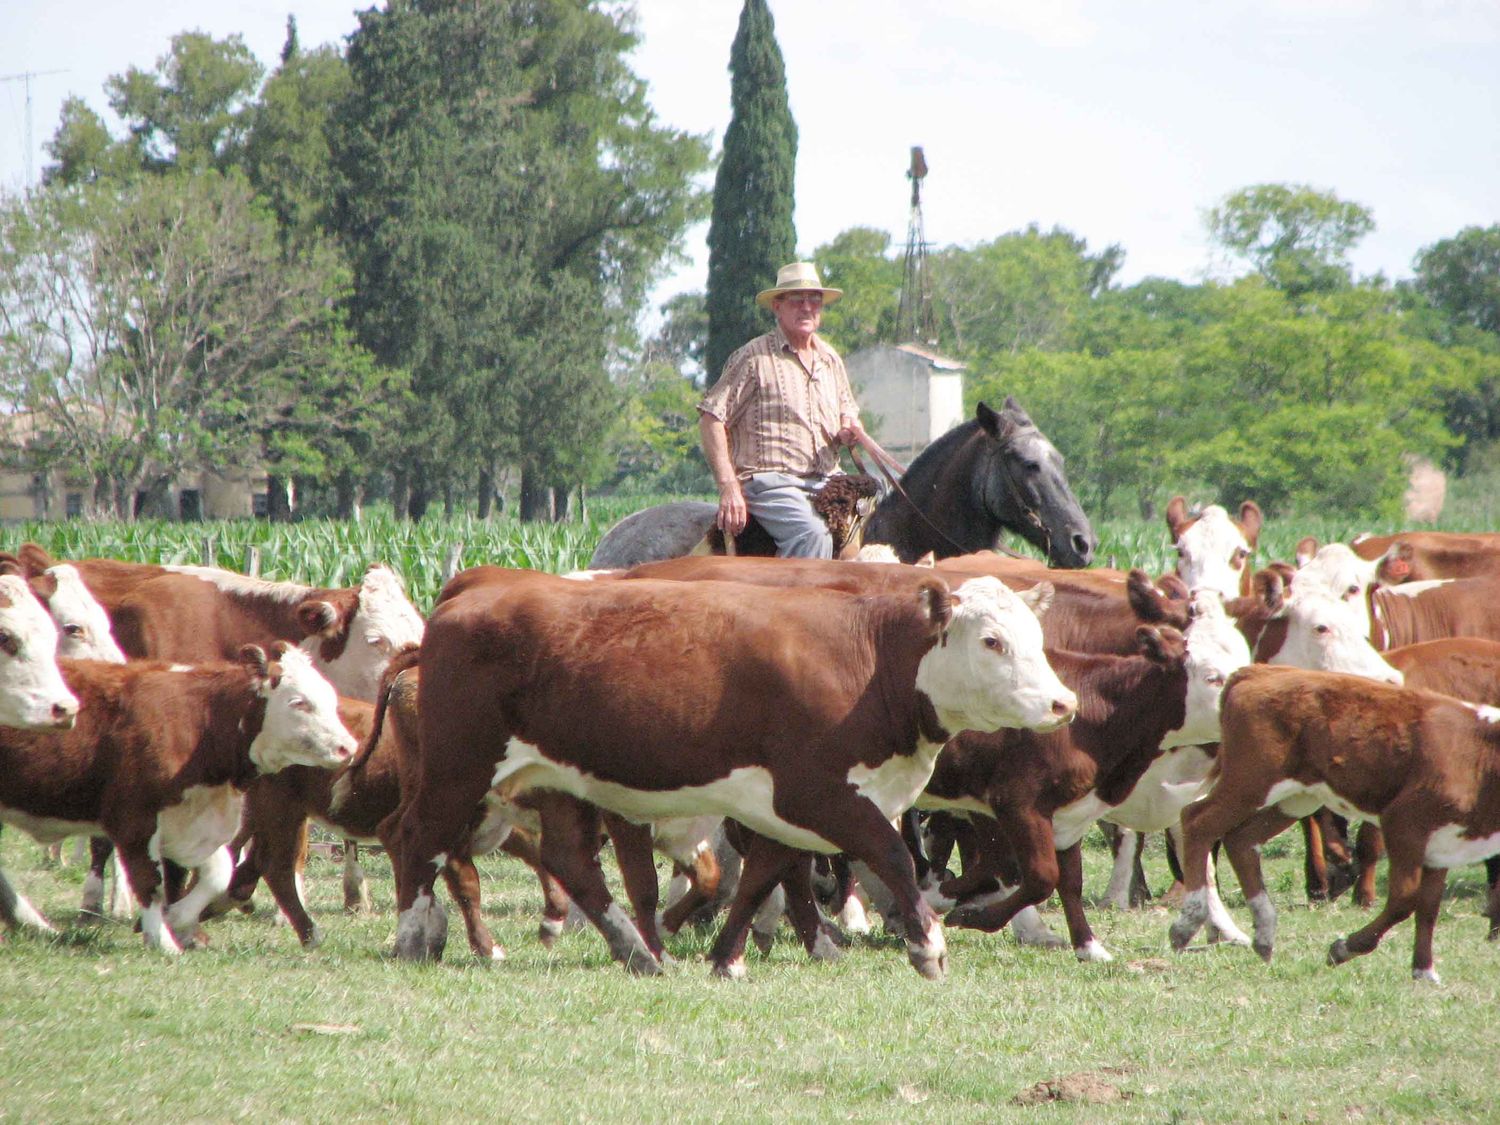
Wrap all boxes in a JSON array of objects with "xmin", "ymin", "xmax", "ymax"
[{"xmin": 333, "ymin": 644, "xmax": 421, "ymax": 808}]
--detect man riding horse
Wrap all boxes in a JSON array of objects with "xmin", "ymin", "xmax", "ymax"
[{"xmin": 698, "ymin": 261, "xmax": 882, "ymax": 559}]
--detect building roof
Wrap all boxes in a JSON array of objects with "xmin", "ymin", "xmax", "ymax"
[{"xmin": 889, "ymin": 342, "xmax": 967, "ymax": 371}]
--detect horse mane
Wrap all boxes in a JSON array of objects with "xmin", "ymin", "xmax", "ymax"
[{"xmin": 890, "ymin": 417, "xmax": 983, "ymax": 495}]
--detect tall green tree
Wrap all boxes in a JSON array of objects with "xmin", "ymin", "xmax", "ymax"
[
  {"xmin": 332, "ymin": 0, "xmax": 707, "ymax": 520},
  {"xmin": 704, "ymin": 0, "xmax": 797, "ymax": 385},
  {"xmin": 1414, "ymin": 225, "xmax": 1500, "ymax": 338},
  {"xmin": 812, "ymin": 227, "xmax": 902, "ymax": 354},
  {"xmin": 1205, "ymin": 183, "xmax": 1374, "ymax": 297}
]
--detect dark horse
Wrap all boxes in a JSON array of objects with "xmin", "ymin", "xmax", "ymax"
[{"xmin": 590, "ymin": 398, "xmax": 1096, "ymax": 569}]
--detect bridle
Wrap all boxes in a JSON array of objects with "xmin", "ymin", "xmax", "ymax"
[{"xmin": 984, "ymin": 430, "xmax": 1051, "ymax": 560}]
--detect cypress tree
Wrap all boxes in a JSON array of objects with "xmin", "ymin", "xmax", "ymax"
[{"xmin": 704, "ymin": 0, "xmax": 797, "ymax": 386}]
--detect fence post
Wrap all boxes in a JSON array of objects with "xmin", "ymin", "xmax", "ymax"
[
  {"xmin": 201, "ymin": 536, "xmax": 217, "ymax": 568},
  {"xmin": 442, "ymin": 543, "xmax": 464, "ymax": 584},
  {"xmin": 244, "ymin": 546, "xmax": 261, "ymax": 577}
]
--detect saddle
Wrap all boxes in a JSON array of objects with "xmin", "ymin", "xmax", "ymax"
[{"xmin": 698, "ymin": 473, "xmax": 882, "ymax": 558}]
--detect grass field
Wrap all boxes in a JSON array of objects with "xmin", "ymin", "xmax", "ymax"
[
  {"xmin": 1, "ymin": 832, "xmax": 1497, "ymax": 1123},
  {"xmin": 5, "ymin": 497, "xmax": 1500, "ymax": 1122}
]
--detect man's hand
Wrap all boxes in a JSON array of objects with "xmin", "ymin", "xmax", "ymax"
[
  {"xmin": 835, "ymin": 419, "xmax": 869, "ymax": 449},
  {"xmin": 716, "ymin": 481, "xmax": 748, "ymax": 536}
]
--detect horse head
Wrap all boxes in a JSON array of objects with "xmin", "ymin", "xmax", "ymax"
[{"xmin": 976, "ymin": 397, "xmax": 1096, "ymax": 568}]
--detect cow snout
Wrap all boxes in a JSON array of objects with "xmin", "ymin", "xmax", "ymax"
[
  {"xmin": 1051, "ymin": 697, "xmax": 1078, "ymax": 725},
  {"xmin": 51, "ymin": 700, "xmax": 78, "ymax": 729}
]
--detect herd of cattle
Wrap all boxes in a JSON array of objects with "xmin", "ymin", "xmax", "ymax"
[{"xmin": 3, "ymin": 506, "xmax": 1500, "ymax": 985}]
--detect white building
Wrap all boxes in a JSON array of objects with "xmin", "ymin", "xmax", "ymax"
[{"xmin": 845, "ymin": 343, "xmax": 966, "ymax": 463}]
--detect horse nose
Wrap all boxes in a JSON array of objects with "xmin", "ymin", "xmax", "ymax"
[{"xmin": 1070, "ymin": 532, "xmax": 1094, "ymax": 562}]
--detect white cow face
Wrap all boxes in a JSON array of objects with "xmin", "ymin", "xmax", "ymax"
[
  {"xmin": 0, "ymin": 574, "xmax": 79, "ymax": 729},
  {"xmin": 1294, "ymin": 543, "xmax": 1379, "ymax": 605},
  {"xmin": 249, "ymin": 645, "xmax": 359, "ymax": 773},
  {"xmin": 1269, "ymin": 589, "xmax": 1402, "ymax": 684},
  {"xmin": 1164, "ymin": 593, "xmax": 1252, "ymax": 749},
  {"xmin": 1173, "ymin": 506, "xmax": 1253, "ymax": 602},
  {"xmin": 299, "ymin": 564, "xmax": 426, "ymax": 703},
  {"xmin": 916, "ymin": 576, "xmax": 1077, "ymax": 735},
  {"xmin": 41, "ymin": 565, "xmax": 127, "ymax": 663}
]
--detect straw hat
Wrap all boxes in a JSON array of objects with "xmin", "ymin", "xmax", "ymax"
[{"xmin": 755, "ymin": 261, "xmax": 844, "ymax": 310}]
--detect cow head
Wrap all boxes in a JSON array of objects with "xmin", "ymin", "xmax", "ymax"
[
  {"xmin": 0, "ymin": 574, "xmax": 79, "ymax": 730},
  {"xmin": 1264, "ymin": 588, "xmax": 1402, "ymax": 684},
  {"xmin": 1290, "ymin": 543, "xmax": 1380, "ymax": 638},
  {"xmin": 1159, "ymin": 592, "xmax": 1252, "ymax": 749},
  {"xmin": 243, "ymin": 642, "xmax": 358, "ymax": 773},
  {"xmin": 293, "ymin": 564, "xmax": 426, "ymax": 702},
  {"xmin": 1166, "ymin": 498, "xmax": 1261, "ymax": 601},
  {"xmin": 29, "ymin": 564, "xmax": 127, "ymax": 663},
  {"xmin": 915, "ymin": 575, "xmax": 1077, "ymax": 736}
]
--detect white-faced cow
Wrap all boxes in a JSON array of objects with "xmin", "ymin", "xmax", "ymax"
[
  {"xmin": 0, "ymin": 646, "xmax": 356, "ymax": 952},
  {"xmin": 1166, "ymin": 497, "xmax": 1262, "ymax": 600},
  {"xmin": 388, "ymin": 567, "xmax": 1076, "ymax": 980},
  {"xmin": 1170, "ymin": 664, "xmax": 1500, "ymax": 981},
  {"xmin": 0, "ymin": 573, "xmax": 79, "ymax": 731}
]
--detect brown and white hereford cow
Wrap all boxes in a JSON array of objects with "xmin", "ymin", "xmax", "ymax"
[
  {"xmin": 923, "ymin": 592, "xmax": 1252, "ymax": 960},
  {"xmin": 1166, "ymin": 497, "xmax": 1262, "ymax": 600},
  {"xmin": 389, "ymin": 567, "xmax": 1076, "ymax": 980},
  {"xmin": 1349, "ymin": 531, "xmax": 1500, "ymax": 584},
  {"xmin": 1170, "ymin": 664, "xmax": 1500, "ymax": 981},
  {"xmin": 0, "ymin": 555, "xmax": 126, "ymax": 665},
  {"xmin": 0, "ymin": 573, "xmax": 79, "ymax": 731},
  {"xmin": 0, "ymin": 646, "xmax": 356, "ymax": 952}
]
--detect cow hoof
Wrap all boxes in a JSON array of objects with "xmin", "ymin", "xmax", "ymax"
[
  {"xmin": 751, "ymin": 929, "xmax": 775, "ymax": 955},
  {"xmin": 1327, "ymin": 938, "xmax": 1352, "ymax": 966},
  {"xmin": 1010, "ymin": 908, "xmax": 1068, "ymax": 948},
  {"xmin": 1075, "ymin": 940, "xmax": 1113, "ymax": 963},
  {"xmin": 809, "ymin": 930, "xmax": 843, "ymax": 963},
  {"xmin": 1412, "ymin": 966, "xmax": 1441, "ymax": 985},
  {"xmin": 910, "ymin": 948, "xmax": 948, "ymax": 980},
  {"xmin": 1252, "ymin": 939, "xmax": 1274, "ymax": 964},
  {"xmin": 710, "ymin": 958, "xmax": 748, "ymax": 981},
  {"xmin": 623, "ymin": 949, "xmax": 663, "ymax": 976},
  {"xmin": 1488, "ymin": 926, "xmax": 1499, "ymax": 943},
  {"xmin": 1168, "ymin": 921, "xmax": 1196, "ymax": 952},
  {"xmin": 483, "ymin": 945, "xmax": 506, "ymax": 964},
  {"xmin": 944, "ymin": 905, "xmax": 984, "ymax": 931},
  {"xmin": 301, "ymin": 924, "xmax": 324, "ymax": 950},
  {"xmin": 537, "ymin": 917, "xmax": 564, "ymax": 948}
]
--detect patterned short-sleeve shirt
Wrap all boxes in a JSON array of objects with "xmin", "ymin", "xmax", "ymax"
[{"xmin": 697, "ymin": 326, "xmax": 859, "ymax": 480}]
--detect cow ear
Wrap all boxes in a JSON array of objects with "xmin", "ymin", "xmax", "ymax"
[
  {"xmin": 1127, "ymin": 569, "xmax": 1171, "ymax": 624},
  {"xmin": 269, "ymin": 640, "xmax": 294, "ymax": 661},
  {"xmin": 918, "ymin": 579, "xmax": 953, "ymax": 637},
  {"xmin": 1018, "ymin": 580, "xmax": 1054, "ymax": 619},
  {"xmin": 1136, "ymin": 624, "xmax": 1185, "ymax": 663},
  {"xmin": 1379, "ymin": 542, "xmax": 1414, "ymax": 583},
  {"xmin": 296, "ymin": 589, "xmax": 358, "ymax": 639},
  {"xmin": 239, "ymin": 644, "xmax": 271, "ymax": 678},
  {"xmin": 0, "ymin": 554, "xmax": 26, "ymax": 579},
  {"xmin": 1253, "ymin": 568, "xmax": 1285, "ymax": 613},
  {"xmin": 17, "ymin": 543, "xmax": 56, "ymax": 576},
  {"xmin": 1238, "ymin": 500, "xmax": 1263, "ymax": 546},
  {"xmin": 1295, "ymin": 536, "xmax": 1319, "ymax": 568},
  {"xmin": 29, "ymin": 571, "xmax": 58, "ymax": 601},
  {"xmin": 1165, "ymin": 496, "xmax": 1190, "ymax": 539}
]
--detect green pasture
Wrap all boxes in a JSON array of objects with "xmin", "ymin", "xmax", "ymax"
[{"xmin": 1, "ymin": 832, "xmax": 1496, "ymax": 1123}]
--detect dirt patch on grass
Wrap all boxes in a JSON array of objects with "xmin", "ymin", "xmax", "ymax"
[{"xmin": 1013, "ymin": 1067, "xmax": 1133, "ymax": 1106}]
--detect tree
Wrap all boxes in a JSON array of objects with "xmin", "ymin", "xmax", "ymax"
[
  {"xmin": 704, "ymin": 0, "xmax": 797, "ymax": 386},
  {"xmin": 812, "ymin": 227, "xmax": 903, "ymax": 354},
  {"xmin": 0, "ymin": 172, "xmax": 364, "ymax": 518},
  {"xmin": 1414, "ymin": 225, "xmax": 1500, "ymax": 338},
  {"xmin": 331, "ymin": 0, "xmax": 708, "ymax": 520},
  {"xmin": 1205, "ymin": 183, "xmax": 1374, "ymax": 297},
  {"xmin": 103, "ymin": 31, "xmax": 265, "ymax": 173}
]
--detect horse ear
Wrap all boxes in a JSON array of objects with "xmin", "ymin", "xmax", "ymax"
[{"xmin": 975, "ymin": 401, "xmax": 1017, "ymax": 443}]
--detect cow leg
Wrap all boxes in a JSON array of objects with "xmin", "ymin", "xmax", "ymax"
[
  {"xmin": 493, "ymin": 828, "xmax": 572, "ymax": 948},
  {"xmin": 660, "ymin": 846, "xmax": 723, "ymax": 936},
  {"xmin": 1170, "ymin": 787, "xmax": 1262, "ymax": 953},
  {"xmin": 534, "ymin": 795, "xmax": 658, "ymax": 975},
  {"xmin": 1100, "ymin": 824, "xmax": 1145, "ymax": 911},
  {"xmin": 1407, "ymin": 866, "xmax": 1449, "ymax": 983},
  {"xmin": 343, "ymin": 840, "xmax": 373, "ymax": 914},
  {"xmin": 1058, "ymin": 842, "xmax": 1111, "ymax": 962},
  {"xmin": 0, "ymin": 862, "xmax": 55, "ymax": 933},
  {"xmin": 1352, "ymin": 822, "xmax": 1384, "ymax": 909},
  {"xmin": 1220, "ymin": 807, "xmax": 1297, "ymax": 962},
  {"xmin": 1301, "ymin": 815, "xmax": 1331, "ymax": 902},
  {"xmin": 1486, "ymin": 856, "xmax": 1500, "ymax": 942},
  {"xmin": 1161, "ymin": 824, "xmax": 1187, "ymax": 905},
  {"xmin": 1329, "ymin": 816, "xmax": 1431, "ymax": 971},
  {"xmin": 946, "ymin": 812, "xmax": 1059, "ymax": 939},
  {"xmin": 791, "ymin": 793, "xmax": 946, "ymax": 979},
  {"xmin": 112, "ymin": 835, "xmax": 178, "ymax": 954},
  {"xmin": 601, "ymin": 813, "xmax": 669, "ymax": 963},
  {"xmin": 253, "ymin": 819, "xmax": 323, "ymax": 948},
  {"xmin": 777, "ymin": 854, "xmax": 843, "ymax": 963},
  {"xmin": 82, "ymin": 836, "xmax": 117, "ymax": 919},
  {"xmin": 440, "ymin": 853, "xmax": 503, "ymax": 962},
  {"xmin": 707, "ymin": 834, "xmax": 799, "ymax": 979},
  {"xmin": 164, "ymin": 846, "xmax": 233, "ymax": 947}
]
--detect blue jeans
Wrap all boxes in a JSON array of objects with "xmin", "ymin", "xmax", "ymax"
[{"xmin": 743, "ymin": 473, "xmax": 832, "ymax": 559}]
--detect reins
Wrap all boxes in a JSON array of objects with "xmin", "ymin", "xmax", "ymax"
[{"xmin": 842, "ymin": 431, "xmax": 1029, "ymax": 561}]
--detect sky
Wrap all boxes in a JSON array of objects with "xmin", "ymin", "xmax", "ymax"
[{"xmin": 3, "ymin": 0, "xmax": 1497, "ymax": 317}]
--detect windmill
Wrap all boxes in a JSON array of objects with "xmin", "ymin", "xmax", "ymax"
[
  {"xmin": 896, "ymin": 146, "xmax": 938, "ymax": 346},
  {"xmin": 0, "ymin": 69, "xmax": 68, "ymax": 186}
]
